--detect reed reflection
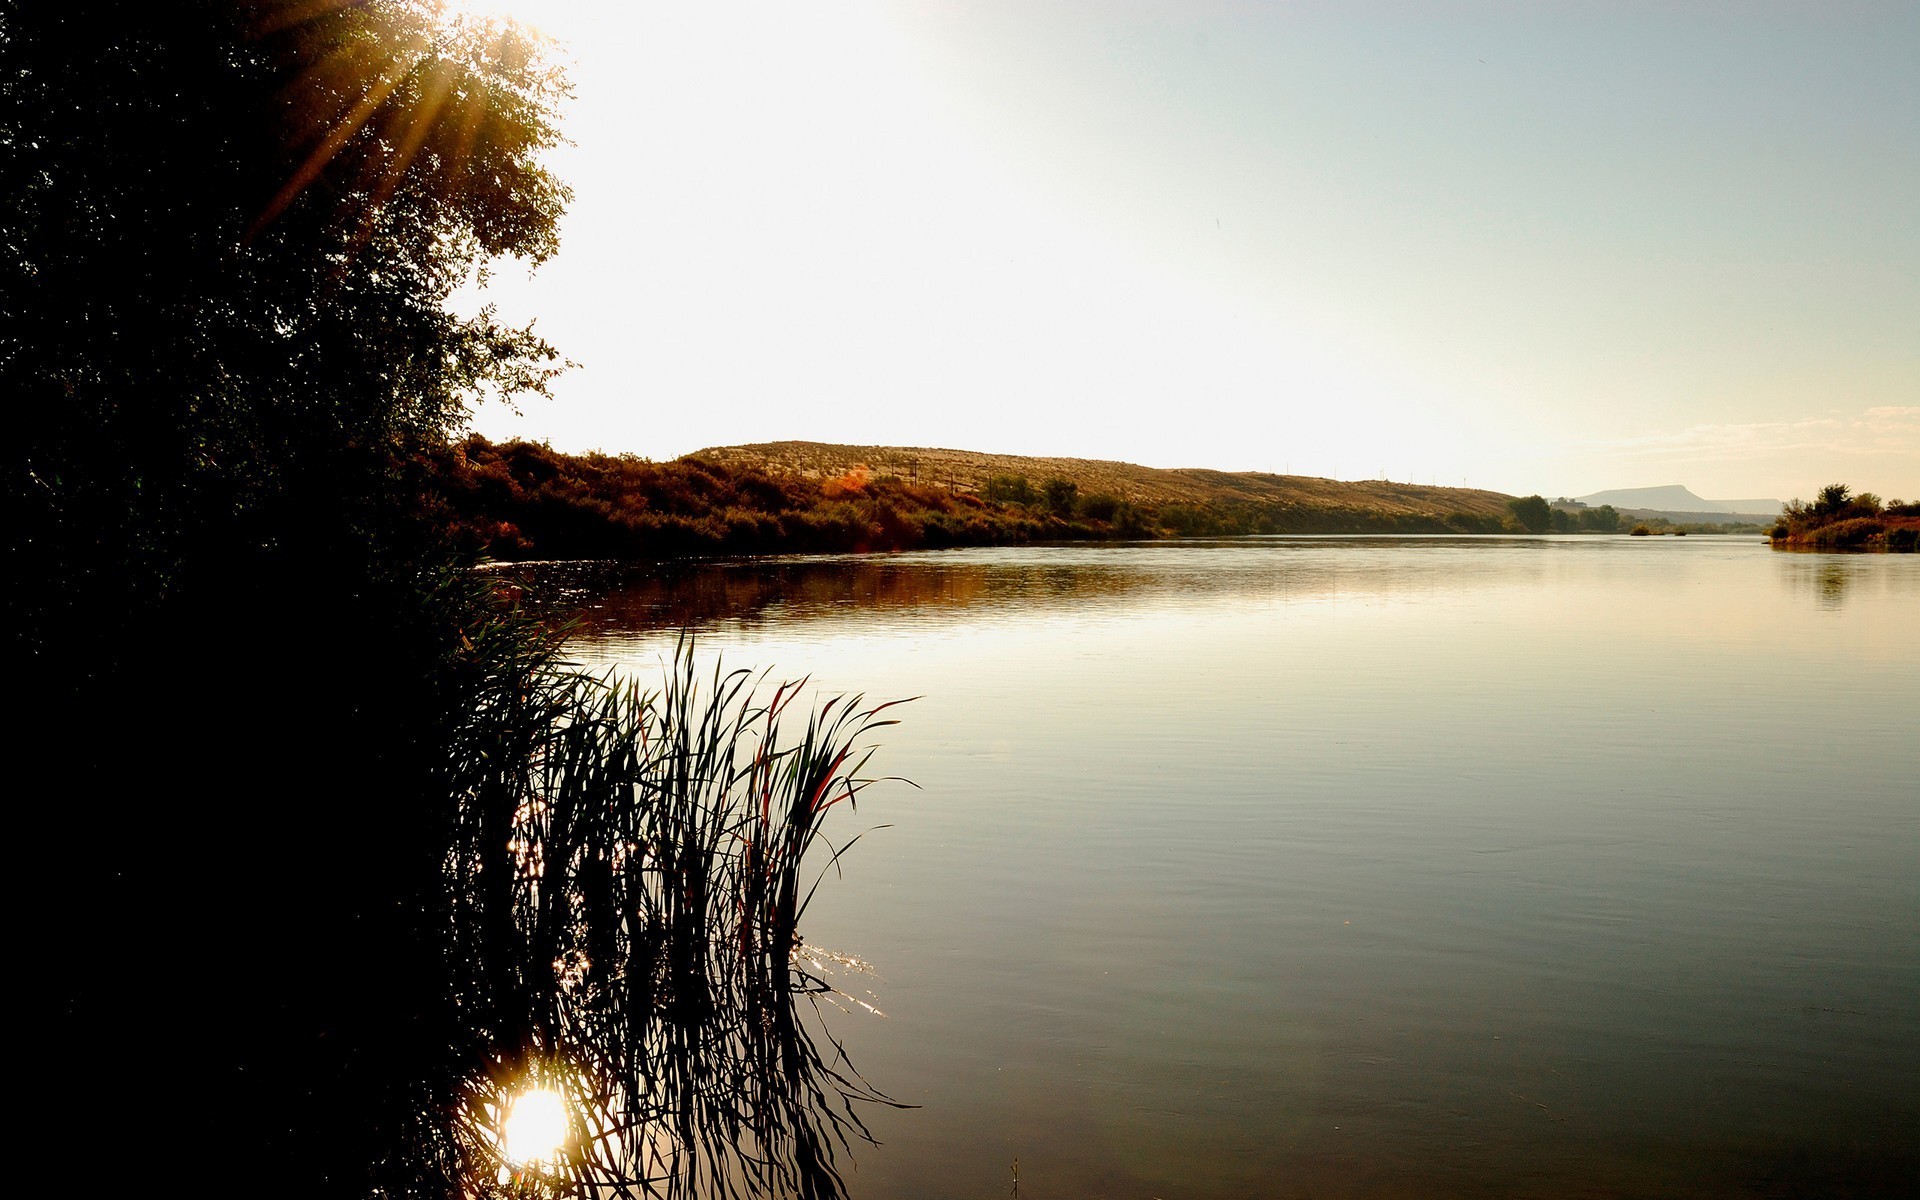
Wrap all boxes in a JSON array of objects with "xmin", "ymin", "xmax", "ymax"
[{"xmin": 425, "ymin": 636, "xmax": 906, "ymax": 1199}]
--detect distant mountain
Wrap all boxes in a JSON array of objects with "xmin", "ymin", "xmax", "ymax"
[{"xmin": 1574, "ymin": 485, "xmax": 1781, "ymax": 517}]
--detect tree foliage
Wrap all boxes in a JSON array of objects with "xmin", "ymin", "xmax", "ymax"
[
  {"xmin": 1581, "ymin": 503, "xmax": 1621, "ymax": 533},
  {"xmin": 1775, "ymin": 484, "xmax": 1917, "ymax": 551},
  {"xmin": 4, "ymin": 0, "xmax": 571, "ymax": 662},
  {"xmin": 1042, "ymin": 476, "xmax": 1080, "ymax": 517},
  {"xmin": 1505, "ymin": 494, "xmax": 1551, "ymax": 533},
  {"xmin": 4, "ymin": 3, "xmax": 576, "ymax": 1193},
  {"xmin": 981, "ymin": 473, "xmax": 1038, "ymax": 505}
]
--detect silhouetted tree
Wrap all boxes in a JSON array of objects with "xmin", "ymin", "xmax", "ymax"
[
  {"xmin": 5, "ymin": 0, "xmax": 568, "ymax": 665},
  {"xmin": 4, "ymin": 3, "xmax": 570, "ymax": 1195}
]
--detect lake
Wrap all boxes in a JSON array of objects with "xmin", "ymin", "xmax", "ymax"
[{"xmin": 513, "ymin": 535, "xmax": 1919, "ymax": 1199}]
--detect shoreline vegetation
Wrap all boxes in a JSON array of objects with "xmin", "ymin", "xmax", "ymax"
[
  {"xmin": 426, "ymin": 436, "xmax": 1694, "ymax": 560},
  {"xmin": 1769, "ymin": 485, "xmax": 1920, "ymax": 552},
  {"xmin": 11, "ymin": 7, "xmax": 895, "ymax": 1199}
]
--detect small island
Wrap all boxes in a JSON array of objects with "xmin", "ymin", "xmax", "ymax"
[{"xmin": 1769, "ymin": 485, "xmax": 1920, "ymax": 552}]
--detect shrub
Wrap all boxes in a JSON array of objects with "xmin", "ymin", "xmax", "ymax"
[
  {"xmin": 1042, "ymin": 477, "xmax": 1079, "ymax": 518},
  {"xmin": 1112, "ymin": 502, "xmax": 1154, "ymax": 538},
  {"xmin": 981, "ymin": 474, "xmax": 1037, "ymax": 505},
  {"xmin": 1806, "ymin": 518, "xmax": 1884, "ymax": 549},
  {"xmin": 821, "ymin": 466, "xmax": 871, "ymax": 498}
]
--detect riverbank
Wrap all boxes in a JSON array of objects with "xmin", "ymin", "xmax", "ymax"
[
  {"xmin": 1771, "ymin": 516, "xmax": 1920, "ymax": 551},
  {"xmin": 427, "ymin": 437, "xmax": 1532, "ymax": 560},
  {"xmin": 1767, "ymin": 485, "xmax": 1920, "ymax": 551}
]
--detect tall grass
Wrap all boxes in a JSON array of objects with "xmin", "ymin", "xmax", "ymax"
[{"xmin": 406, "ymin": 615, "xmax": 907, "ymax": 1199}]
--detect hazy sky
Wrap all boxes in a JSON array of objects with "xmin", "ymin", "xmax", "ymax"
[{"xmin": 462, "ymin": 0, "xmax": 1917, "ymax": 501}]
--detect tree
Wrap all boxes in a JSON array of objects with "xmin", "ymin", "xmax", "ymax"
[
  {"xmin": 4, "ymin": 0, "xmax": 570, "ymax": 665},
  {"xmin": 1581, "ymin": 504, "xmax": 1621, "ymax": 533},
  {"xmin": 4, "ymin": 4, "xmax": 573, "ymax": 1194},
  {"xmin": 982, "ymin": 473, "xmax": 1037, "ymax": 504},
  {"xmin": 1506, "ymin": 494, "xmax": 1552, "ymax": 533},
  {"xmin": 1043, "ymin": 476, "xmax": 1080, "ymax": 517}
]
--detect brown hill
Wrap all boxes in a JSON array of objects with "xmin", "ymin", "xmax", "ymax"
[
  {"xmin": 694, "ymin": 441, "xmax": 1515, "ymax": 526},
  {"xmin": 428, "ymin": 437, "xmax": 1527, "ymax": 564}
]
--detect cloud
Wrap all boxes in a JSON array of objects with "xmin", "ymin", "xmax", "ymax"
[{"xmin": 1555, "ymin": 407, "xmax": 1920, "ymax": 464}]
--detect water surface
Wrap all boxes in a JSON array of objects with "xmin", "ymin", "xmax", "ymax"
[{"xmin": 519, "ymin": 536, "xmax": 1919, "ymax": 1198}]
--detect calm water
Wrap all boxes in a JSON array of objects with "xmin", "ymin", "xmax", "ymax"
[{"xmin": 519, "ymin": 536, "xmax": 1919, "ymax": 1199}]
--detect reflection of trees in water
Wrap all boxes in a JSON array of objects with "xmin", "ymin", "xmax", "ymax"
[
  {"xmin": 496, "ymin": 543, "xmax": 1474, "ymax": 637},
  {"xmin": 1816, "ymin": 563, "xmax": 1852, "ymax": 610},
  {"xmin": 498, "ymin": 560, "xmax": 982, "ymax": 631},
  {"xmin": 1778, "ymin": 556, "xmax": 1857, "ymax": 611},
  {"xmin": 424, "ymin": 639, "xmax": 904, "ymax": 1199}
]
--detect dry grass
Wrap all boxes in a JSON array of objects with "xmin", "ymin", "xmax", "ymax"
[{"xmin": 695, "ymin": 441, "xmax": 1515, "ymax": 523}]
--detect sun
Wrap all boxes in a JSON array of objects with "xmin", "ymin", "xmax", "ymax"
[
  {"xmin": 439, "ymin": 0, "xmax": 585, "ymax": 39},
  {"xmin": 500, "ymin": 1087, "xmax": 572, "ymax": 1166}
]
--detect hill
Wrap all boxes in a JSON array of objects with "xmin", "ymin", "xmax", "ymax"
[
  {"xmin": 425, "ymin": 438, "xmax": 1521, "ymax": 561},
  {"xmin": 695, "ymin": 441, "xmax": 1515, "ymax": 529},
  {"xmin": 1575, "ymin": 485, "xmax": 1782, "ymax": 517}
]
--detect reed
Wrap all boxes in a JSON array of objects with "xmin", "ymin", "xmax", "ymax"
[{"xmin": 405, "ymin": 618, "xmax": 908, "ymax": 1199}]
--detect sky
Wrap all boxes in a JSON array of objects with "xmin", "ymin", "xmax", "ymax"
[{"xmin": 458, "ymin": 0, "xmax": 1918, "ymax": 502}]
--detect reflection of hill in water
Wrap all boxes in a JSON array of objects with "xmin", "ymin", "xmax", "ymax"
[
  {"xmin": 497, "ymin": 556, "xmax": 1114, "ymax": 634},
  {"xmin": 496, "ymin": 539, "xmax": 1537, "ymax": 635}
]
